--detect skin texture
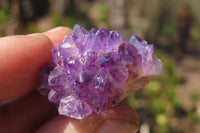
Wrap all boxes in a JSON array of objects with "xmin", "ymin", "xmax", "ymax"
[
  {"xmin": 0, "ymin": 27, "xmax": 139, "ymax": 133},
  {"xmin": 0, "ymin": 27, "xmax": 71, "ymax": 101}
]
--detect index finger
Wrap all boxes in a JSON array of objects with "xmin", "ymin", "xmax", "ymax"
[{"xmin": 0, "ymin": 27, "xmax": 72, "ymax": 102}]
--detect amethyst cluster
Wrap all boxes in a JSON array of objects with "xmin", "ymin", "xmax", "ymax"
[{"xmin": 38, "ymin": 24, "xmax": 162, "ymax": 119}]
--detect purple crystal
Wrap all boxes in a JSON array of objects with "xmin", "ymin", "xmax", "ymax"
[
  {"xmin": 98, "ymin": 52, "xmax": 118, "ymax": 70},
  {"xmin": 48, "ymin": 89, "xmax": 70, "ymax": 104},
  {"xmin": 107, "ymin": 63, "xmax": 128, "ymax": 89},
  {"xmin": 58, "ymin": 96, "xmax": 92, "ymax": 119},
  {"xmin": 89, "ymin": 70, "xmax": 106, "ymax": 93},
  {"xmin": 108, "ymin": 31, "xmax": 124, "ymax": 51},
  {"xmin": 38, "ymin": 24, "xmax": 162, "ymax": 119}
]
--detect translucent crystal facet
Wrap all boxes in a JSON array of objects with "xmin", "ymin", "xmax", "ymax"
[{"xmin": 37, "ymin": 24, "xmax": 162, "ymax": 119}]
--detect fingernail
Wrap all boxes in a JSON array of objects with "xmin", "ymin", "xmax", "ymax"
[
  {"xmin": 44, "ymin": 27, "xmax": 63, "ymax": 33},
  {"xmin": 96, "ymin": 119, "xmax": 138, "ymax": 133},
  {"xmin": 44, "ymin": 26, "xmax": 72, "ymax": 34},
  {"xmin": 26, "ymin": 33, "xmax": 41, "ymax": 36}
]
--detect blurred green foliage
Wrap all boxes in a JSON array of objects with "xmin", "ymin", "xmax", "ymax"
[
  {"xmin": 162, "ymin": 20, "xmax": 175, "ymax": 37},
  {"xmin": 27, "ymin": 22, "xmax": 40, "ymax": 33},
  {"xmin": 96, "ymin": 3, "xmax": 109, "ymax": 28},
  {"xmin": 0, "ymin": 7, "xmax": 12, "ymax": 36},
  {"xmin": 0, "ymin": 7, "xmax": 12, "ymax": 25},
  {"xmin": 191, "ymin": 24, "xmax": 200, "ymax": 42}
]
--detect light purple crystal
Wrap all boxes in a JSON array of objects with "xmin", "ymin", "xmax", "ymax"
[
  {"xmin": 58, "ymin": 95, "xmax": 92, "ymax": 119},
  {"xmin": 37, "ymin": 24, "xmax": 162, "ymax": 119}
]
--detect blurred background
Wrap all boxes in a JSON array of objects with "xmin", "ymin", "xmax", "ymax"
[{"xmin": 0, "ymin": 0, "xmax": 200, "ymax": 132}]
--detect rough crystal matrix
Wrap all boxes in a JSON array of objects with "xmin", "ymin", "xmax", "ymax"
[{"xmin": 37, "ymin": 24, "xmax": 162, "ymax": 119}]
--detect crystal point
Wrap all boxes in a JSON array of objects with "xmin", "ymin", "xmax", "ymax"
[{"xmin": 59, "ymin": 96, "xmax": 92, "ymax": 119}]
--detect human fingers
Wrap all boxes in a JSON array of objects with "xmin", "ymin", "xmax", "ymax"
[
  {"xmin": 0, "ymin": 92, "xmax": 57, "ymax": 133},
  {"xmin": 43, "ymin": 27, "xmax": 72, "ymax": 46},
  {"xmin": 0, "ymin": 27, "xmax": 72, "ymax": 101},
  {"xmin": 36, "ymin": 102, "xmax": 139, "ymax": 133}
]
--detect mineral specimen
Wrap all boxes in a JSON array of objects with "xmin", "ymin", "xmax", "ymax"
[{"xmin": 37, "ymin": 24, "xmax": 162, "ymax": 119}]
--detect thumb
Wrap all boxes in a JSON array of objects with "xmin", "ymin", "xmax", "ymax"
[{"xmin": 36, "ymin": 102, "xmax": 139, "ymax": 133}]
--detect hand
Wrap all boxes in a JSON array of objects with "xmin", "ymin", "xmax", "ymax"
[{"xmin": 0, "ymin": 27, "xmax": 139, "ymax": 133}]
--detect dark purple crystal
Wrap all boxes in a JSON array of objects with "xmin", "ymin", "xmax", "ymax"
[{"xmin": 37, "ymin": 24, "xmax": 162, "ymax": 119}]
